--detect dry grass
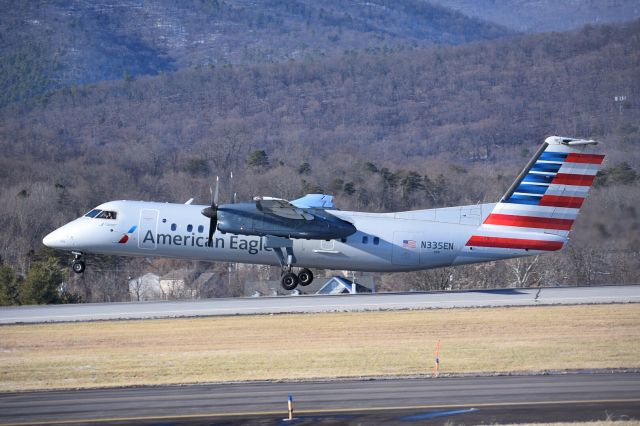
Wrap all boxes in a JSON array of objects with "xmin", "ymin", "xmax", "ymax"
[
  {"xmin": 506, "ymin": 423, "xmax": 640, "ymax": 426},
  {"xmin": 0, "ymin": 304, "xmax": 638, "ymax": 391}
]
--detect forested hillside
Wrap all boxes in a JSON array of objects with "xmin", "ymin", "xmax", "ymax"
[
  {"xmin": 0, "ymin": 0, "xmax": 512, "ymax": 107},
  {"xmin": 0, "ymin": 19, "xmax": 638, "ymax": 303},
  {"xmin": 430, "ymin": 0, "xmax": 640, "ymax": 32}
]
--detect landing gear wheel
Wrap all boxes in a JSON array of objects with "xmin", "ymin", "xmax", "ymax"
[
  {"xmin": 281, "ymin": 272, "xmax": 299, "ymax": 291},
  {"xmin": 72, "ymin": 260, "xmax": 85, "ymax": 274},
  {"xmin": 298, "ymin": 268, "xmax": 314, "ymax": 286}
]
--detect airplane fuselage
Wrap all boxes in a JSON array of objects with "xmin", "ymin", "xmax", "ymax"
[{"xmin": 44, "ymin": 199, "xmax": 526, "ymax": 273}]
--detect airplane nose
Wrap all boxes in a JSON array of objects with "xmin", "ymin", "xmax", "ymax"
[
  {"xmin": 42, "ymin": 232, "xmax": 53, "ymax": 247},
  {"xmin": 42, "ymin": 228, "xmax": 68, "ymax": 249}
]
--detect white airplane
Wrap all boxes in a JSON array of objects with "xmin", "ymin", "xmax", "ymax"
[{"xmin": 43, "ymin": 136, "xmax": 604, "ymax": 290}]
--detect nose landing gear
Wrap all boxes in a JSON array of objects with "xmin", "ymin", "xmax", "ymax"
[{"xmin": 71, "ymin": 252, "xmax": 85, "ymax": 274}]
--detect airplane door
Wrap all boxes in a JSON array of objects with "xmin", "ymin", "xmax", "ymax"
[
  {"xmin": 138, "ymin": 209, "xmax": 159, "ymax": 250},
  {"xmin": 391, "ymin": 232, "xmax": 420, "ymax": 266}
]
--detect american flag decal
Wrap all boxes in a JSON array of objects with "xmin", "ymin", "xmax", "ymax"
[{"xmin": 402, "ymin": 239, "xmax": 417, "ymax": 249}]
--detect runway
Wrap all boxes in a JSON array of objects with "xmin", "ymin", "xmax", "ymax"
[
  {"xmin": 1, "ymin": 285, "xmax": 638, "ymax": 324},
  {"xmin": 1, "ymin": 373, "xmax": 639, "ymax": 425}
]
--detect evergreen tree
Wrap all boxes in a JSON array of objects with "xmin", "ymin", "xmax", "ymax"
[
  {"xmin": 297, "ymin": 162, "xmax": 311, "ymax": 175},
  {"xmin": 343, "ymin": 182, "xmax": 356, "ymax": 195},
  {"xmin": 246, "ymin": 150, "xmax": 269, "ymax": 167},
  {"xmin": 596, "ymin": 162, "xmax": 638, "ymax": 187},
  {"xmin": 184, "ymin": 158, "xmax": 210, "ymax": 176},
  {"xmin": 18, "ymin": 257, "xmax": 65, "ymax": 305},
  {"xmin": 0, "ymin": 261, "xmax": 18, "ymax": 306},
  {"xmin": 400, "ymin": 171, "xmax": 424, "ymax": 199}
]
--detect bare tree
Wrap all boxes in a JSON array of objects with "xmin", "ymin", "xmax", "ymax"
[
  {"xmin": 505, "ymin": 256, "xmax": 542, "ymax": 288},
  {"xmin": 406, "ymin": 267, "xmax": 455, "ymax": 291}
]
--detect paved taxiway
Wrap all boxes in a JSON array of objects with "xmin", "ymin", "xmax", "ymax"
[
  {"xmin": 1, "ymin": 373, "xmax": 638, "ymax": 425},
  {"xmin": 1, "ymin": 285, "xmax": 638, "ymax": 324}
]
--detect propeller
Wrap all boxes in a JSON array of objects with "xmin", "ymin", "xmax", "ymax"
[
  {"xmin": 201, "ymin": 176, "xmax": 219, "ymax": 247},
  {"xmin": 230, "ymin": 171, "xmax": 237, "ymax": 204}
]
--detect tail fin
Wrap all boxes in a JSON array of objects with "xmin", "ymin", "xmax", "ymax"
[{"xmin": 467, "ymin": 136, "xmax": 605, "ymax": 252}]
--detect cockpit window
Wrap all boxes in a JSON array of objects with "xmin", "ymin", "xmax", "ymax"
[
  {"xmin": 96, "ymin": 210, "xmax": 117, "ymax": 220},
  {"xmin": 84, "ymin": 209, "xmax": 102, "ymax": 218}
]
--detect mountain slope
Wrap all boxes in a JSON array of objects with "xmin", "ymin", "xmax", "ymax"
[
  {"xmin": 1, "ymin": 20, "xmax": 637, "ymax": 197},
  {"xmin": 0, "ymin": 0, "xmax": 512, "ymax": 107},
  {"xmin": 429, "ymin": 0, "xmax": 640, "ymax": 32}
]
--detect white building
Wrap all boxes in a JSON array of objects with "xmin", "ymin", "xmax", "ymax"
[{"xmin": 128, "ymin": 273, "xmax": 161, "ymax": 301}]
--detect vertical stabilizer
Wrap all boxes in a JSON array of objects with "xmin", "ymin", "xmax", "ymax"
[{"xmin": 466, "ymin": 136, "xmax": 605, "ymax": 252}]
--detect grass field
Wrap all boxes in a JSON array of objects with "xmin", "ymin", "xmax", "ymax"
[
  {"xmin": 515, "ymin": 423, "xmax": 640, "ymax": 426},
  {"xmin": 0, "ymin": 304, "xmax": 639, "ymax": 391}
]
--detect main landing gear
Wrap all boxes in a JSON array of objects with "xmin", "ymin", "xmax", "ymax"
[
  {"xmin": 71, "ymin": 252, "xmax": 85, "ymax": 274},
  {"xmin": 281, "ymin": 267, "xmax": 314, "ymax": 291},
  {"xmin": 263, "ymin": 235, "xmax": 314, "ymax": 291}
]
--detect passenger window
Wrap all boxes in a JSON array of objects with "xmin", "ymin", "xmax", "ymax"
[
  {"xmin": 373, "ymin": 237, "xmax": 380, "ymax": 245},
  {"xmin": 84, "ymin": 209, "xmax": 101, "ymax": 218},
  {"xmin": 96, "ymin": 211, "xmax": 117, "ymax": 220},
  {"xmin": 171, "ymin": 223, "xmax": 177, "ymax": 231},
  {"xmin": 198, "ymin": 225, "xmax": 204, "ymax": 233},
  {"xmin": 187, "ymin": 224, "xmax": 193, "ymax": 232},
  {"xmin": 362, "ymin": 236, "xmax": 369, "ymax": 244}
]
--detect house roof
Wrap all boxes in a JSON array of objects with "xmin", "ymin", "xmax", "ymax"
[
  {"xmin": 160, "ymin": 269, "xmax": 191, "ymax": 281},
  {"xmin": 192, "ymin": 272, "xmax": 221, "ymax": 287},
  {"xmin": 317, "ymin": 277, "xmax": 372, "ymax": 294}
]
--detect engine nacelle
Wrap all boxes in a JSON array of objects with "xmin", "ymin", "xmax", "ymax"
[{"xmin": 216, "ymin": 203, "xmax": 356, "ymax": 240}]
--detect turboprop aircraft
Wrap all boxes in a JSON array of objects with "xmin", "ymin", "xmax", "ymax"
[{"xmin": 43, "ymin": 136, "xmax": 605, "ymax": 290}]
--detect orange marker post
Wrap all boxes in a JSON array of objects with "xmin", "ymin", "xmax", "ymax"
[{"xmin": 432, "ymin": 340, "xmax": 441, "ymax": 378}]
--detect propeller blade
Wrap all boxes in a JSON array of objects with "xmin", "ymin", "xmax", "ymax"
[
  {"xmin": 213, "ymin": 176, "xmax": 219, "ymax": 206},
  {"xmin": 203, "ymin": 176, "xmax": 220, "ymax": 247},
  {"xmin": 207, "ymin": 217, "xmax": 215, "ymax": 247}
]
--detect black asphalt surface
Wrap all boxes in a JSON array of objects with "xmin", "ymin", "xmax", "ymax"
[
  {"xmin": 1, "ymin": 285, "xmax": 639, "ymax": 324},
  {"xmin": 1, "ymin": 373, "xmax": 639, "ymax": 425}
]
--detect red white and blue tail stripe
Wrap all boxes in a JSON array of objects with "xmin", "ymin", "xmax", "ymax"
[{"xmin": 466, "ymin": 136, "xmax": 604, "ymax": 252}]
